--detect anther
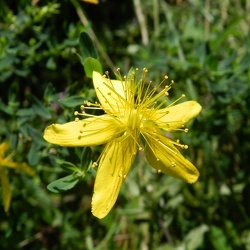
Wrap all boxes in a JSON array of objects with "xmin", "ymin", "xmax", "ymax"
[
  {"xmin": 184, "ymin": 128, "xmax": 189, "ymax": 133},
  {"xmin": 80, "ymin": 105, "xmax": 84, "ymax": 110},
  {"xmin": 74, "ymin": 111, "xmax": 79, "ymax": 116},
  {"xmin": 171, "ymin": 162, "xmax": 176, "ymax": 167},
  {"xmin": 157, "ymin": 169, "xmax": 161, "ymax": 173},
  {"xmin": 75, "ymin": 117, "xmax": 79, "ymax": 122},
  {"xmin": 92, "ymin": 162, "xmax": 98, "ymax": 168}
]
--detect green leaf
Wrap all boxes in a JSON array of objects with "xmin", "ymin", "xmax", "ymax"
[
  {"xmin": 184, "ymin": 224, "xmax": 209, "ymax": 250},
  {"xmin": 28, "ymin": 125, "xmax": 47, "ymax": 146},
  {"xmin": 47, "ymin": 174, "xmax": 80, "ymax": 193},
  {"xmin": 16, "ymin": 108, "xmax": 35, "ymax": 117},
  {"xmin": 58, "ymin": 96, "xmax": 85, "ymax": 108},
  {"xmin": 80, "ymin": 147, "xmax": 92, "ymax": 172},
  {"xmin": 31, "ymin": 96, "xmax": 51, "ymax": 119},
  {"xmin": 0, "ymin": 99, "xmax": 14, "ymax": 115},
  {"xmin": 58, "ymin": 160, "xmax": 79, "ymax": 173},
  {"xmin": 79, "ymin": 32, "xmax": 98, "ymax": 60},
  {"xmin": 28, "ymin": 143, "xmax": 41, "ymax": 166},
  {"xmin": 209, "ymin": 226, "xmax": 233, "ymax": 250},
  {"xmin": 83, "ymin": 57, "xmax": 103, "ymax": 78}
]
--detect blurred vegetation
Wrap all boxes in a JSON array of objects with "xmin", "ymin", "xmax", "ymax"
[{"xmin": 0, "ymin": 0, "xmax": 250, "ymax": 249}]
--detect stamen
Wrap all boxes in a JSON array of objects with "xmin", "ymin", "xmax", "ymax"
[{"xmin": 92, "ymin": 162, "xmax": 98, "ymax": 168}]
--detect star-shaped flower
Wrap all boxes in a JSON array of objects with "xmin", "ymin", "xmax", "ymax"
[{"xmin": 44, "ymin": 68, "xmax": 201, "ymax": 218}]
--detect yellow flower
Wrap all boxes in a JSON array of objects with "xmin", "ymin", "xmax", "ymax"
[
  {"xmin": 0, "ymin": 142, "xmax": 35, "ymax": 212},
  {"xmin": 44, "ymin": 68, "xmax": 202, "ymax": 219}
]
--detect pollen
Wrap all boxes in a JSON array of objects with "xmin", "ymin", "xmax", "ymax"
[
  {"xmin": 92, "ymin": 162, "xmax": 98, "ymax": 168},
  {"xmin": 171, "ymin": 162, "xmax": 176, "ymax": 167}
]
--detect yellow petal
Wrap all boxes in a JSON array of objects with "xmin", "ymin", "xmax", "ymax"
[
  {"xmin": 0, "ymin": 142, "xmax": 9, "ymax": 158},
  {"xmin": 1, "ymin": 159, "xmax": 19, "ymax": 169},
  {"xmin": 0, "ymin": 168, "xmax": 12, "ymax": 212},
  {"xmin": 44, "ymin": 115, "xmax": 123, "ymax": 147},
  {"xmin": 153, "ymin": 101, "xmax": 202, "ymax": 131},
  {"xmin": 18, "ymin": 163, "xmax": 35, "ymax": 176},
  {"xmin": 93, "ymin": 71, "xmax": 126, "ymax": 112},
  {"xmin": 92, "ymin": 135, "xmax": 137, "ymax": 219},
  {"xmin": 144, "ymin": 132, "xmax": 199, "ymax": 183},
  {"xmin": 81, "ymin": 0, "xmax": 99, "ymax": 4}
]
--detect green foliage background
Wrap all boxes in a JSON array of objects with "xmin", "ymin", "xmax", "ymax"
[{"xmin": 0, "ymin": 0, "xmax": 250, "ymax": 249}]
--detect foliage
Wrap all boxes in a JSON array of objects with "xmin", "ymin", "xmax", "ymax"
[{"xmin": 0, "ymin": 0, "xmax": 249, "ymax": 249}]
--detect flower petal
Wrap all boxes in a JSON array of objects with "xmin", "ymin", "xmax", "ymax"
[
  {"xmin": 153, "ymin": 101, "xmax": 202, "ymax": 131},
  {"xmin": 44, "ymin": 115, "xmax": 123, "ymax": 147},
  {"xmin": 92, "ymin": 135, "xmax": 137, "ymax": 219},
  {"xmin": 93, "ymin": 71, "xmax": 126, "ymax": 112},
  {"xmin": 0, "ymin": 168, "xmax": 12, "ymax": 212},
  {"xmin": 143, "ymin": 132, "xmax": 199, "ymax": 183}
]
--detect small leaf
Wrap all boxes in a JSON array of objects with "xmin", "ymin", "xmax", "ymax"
[
  {"xmin": 16, "ymin": 108, "xmax": 35, "ymax": 117},
  {"xmin": 58, "ymin": 96, "xmax": 85, "ymax": 108},
  {"xmin": 31, "ymin": 96, "xmax": 51, "ymax": 119},
  {"xmin": 184, "ymin": 224, "xmax": 209, "ymax": 250},
  {"xmin": 83, "ymin": 57, "xmax": 103, "ymax": 78},
  {"xmin": 80, "ymin": 147, "xmax": 92, "ymax": 172},
  {"xmin": 79, "ymin": 32, "xmax": 98, "ymax": 60},
  {"xmin": 58, "ymin": 160, "xmax": 79, "ymax": 173},
  {"xmin": 47, "ymin": 174, "xmax": 80, "ymax": 193},
  {"xmin": 28, "ymin": 125, "xmax": 48, "ymax": 146},
  {"xmin": 0, "ymin": 99, "xmax": 14, "ymax": 115}
]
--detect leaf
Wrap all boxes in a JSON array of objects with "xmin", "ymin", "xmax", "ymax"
[
  {"xmin": 57, "ymin": 160, "xmax": 79, "ymax": 173},
  {"xmin": 47, "ymin": 174, "xmax": 80, "ymax": 193},
  {"xmin": 58, "ymin": 96, "xmax": 85, "ymax": 108},
  {"xmin": 79, "ymin": 32, "xmax": 98, "ymax": 60},
  {"xmin": 83, "ymin": 57, "xmax": 103, "ymax": 78},
  {"xmin": 184, "ymin": 224, "xmax": 209, "ymax": 250},
  {"xmin": 16, "ymin": 108, "xmax": 35, "ymax": 117},
  {"xmin": 209, "ymin": 225, "xmax": 233, "ymax": 250},
  {"xmin": 0, "ymin": 99, "xmax": 14, "ymax": 115},
  {"xmin": 28, "ymin": 125, "xmax": 48, "ymax": 146},
  {"xmin": 28, "ymin": 143, "xmax": 41, "ymax": 166},
  {"xmin": 31, "ymin": 96, "xmax": 52, "ymax": 119},
  {"xmin": 80, "ymin": 147, "xmax": 92, "ymax": 172}
]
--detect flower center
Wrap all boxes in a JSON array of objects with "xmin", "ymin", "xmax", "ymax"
[{"xmin": 127, "ymin": 108, "xmax": 141, "ymax": 131}]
